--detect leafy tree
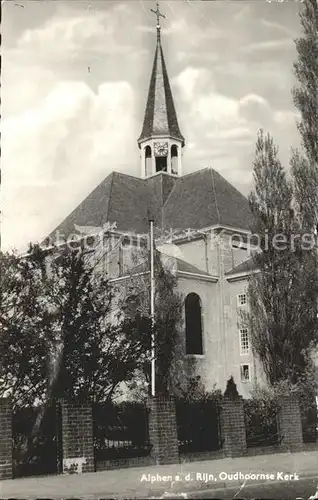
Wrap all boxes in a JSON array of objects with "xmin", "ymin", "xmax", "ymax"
[
  {"xmin": 0, "ymin": 244, "xmax": 148, "ymax": 421},
  {"xmin": 153, "ymin": 251, "xmax": 183, "ymax": 394},
  {"xmin": 119, "ymin": 247, "xmax": 183, "ymax": 397},
  {"xmin": 291, "ymin": 0, "xmax": 318, "ymax": 230},
  {"xmin": 224, "ymin": 376, "xmax": 240, "ymax": 398},
  {"xmin": 246, "ymin": 130, "xmax": 318, "ymax": 386},
  {"xmin": 291, "ymin": 0, "xmax": 318, "ymax": 392},
  {"xmin": 175, "ymin": 375, "xmax": 222, "ymax": 403}
]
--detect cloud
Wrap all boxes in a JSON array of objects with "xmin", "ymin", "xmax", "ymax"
[
  {"xmin": 207, "ymin": 127, "xmax": 255, "ymax": 141},
  {"xmin": 15, "ymin": 8, "xmax": 133, "ymax": 64},
  {"xmin": 174, "ymin": 65, "xmax": 272, "ymax": 177},
  {"xmin": 176, "ymin": 51, "xmax": 218, "ymax": 63},
  {"xmin": 233, "ymin": 4, "xmax": 253, "ymax": 22},
  {"xmin": 239, "ymin": 94, "xmax": 272, "ymax": 124},
  {"xmin": 239, "ymin": 94, "xmax": 268, "ymax": 107},
  {"xmin": 2, "ymin": 63, "xmax": 56, "ymax": 117},
  {"xmin": 175, "ymin": 67, "xmax": 271, "ymax": 133},
  {"xmin": 241, "ymin": 38, "xmax": 294, "ymax": 53},
  {"xmin": 137, "ymin": 18, "xmax": 188, "ymax": 36},
  {"xmin": 260, "ymin": 19, "xmax": 294, "ymax": 37},
  {"xmin": 2, "ymin": 0, "xmax": 300, "ymax": 251},
  {"xmin": 173, "ymin": 67, "xmax": 211, "ymax": 102},
  {"xmin": 2, "ymin": 79, "xmax": 137, "ymax": 250},
  {"xmin": 274, "ymin": 110, "xmax": 299, "ymax": 124},
  {"xmin": 195, "ymin": 93, "xmax": 239, "ymax": 123},
  {"xmin": 2, "ymin": 1, "xmax": 144, "ymax": 251},
  {"xmin": 137, "ymin": 6, "xmax": 225, "ymax": 49}
]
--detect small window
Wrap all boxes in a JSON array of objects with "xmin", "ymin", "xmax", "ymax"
[
  {"xmin": 240, "ymin": 364, "xmax": 250, "ymax": 383},
  {"xmin": 237, "ymin": 293, "xmax": 247, "ymax": 307},
  {"xmin": 239, "ymin": 328, "xmax": 249, "ymax": 355}
]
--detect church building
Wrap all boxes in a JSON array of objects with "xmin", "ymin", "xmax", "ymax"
[{"xmin": 47, "ymin": 6, "xmax": 262, "ymax": 398}]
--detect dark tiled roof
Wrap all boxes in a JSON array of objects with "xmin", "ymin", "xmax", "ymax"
[
  {"xmin": 175, "ymin": 258, "xmax": 211, "ymax": 276},
  {"xmin": 47, "ymin": 168, "xmax": 253, "ymax": 242},
  {"xmin": 118, "ymin": 254, "xmax": 212, "ymax": 278},
  {"xmin": 47, "ymin": 172, "xmax": 150, "ymax": 241},
  {"xmin": 163, "ymin": 168, "xmax": 253, "ymax": 231},
  {"xmin": 146, "ymin": 173, "xmax": 177, "ymax": 227},
  {"xmin": 138, "ymin": 40, "xmax": 185, "ymax": 146},
  {"xmin": 225, "ymin": 256, "xmax": 258, "ymax": 276}
]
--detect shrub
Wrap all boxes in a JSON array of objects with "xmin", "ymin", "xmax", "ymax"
[{"xmin": 224, "ymin": 376, "xmax": 240, "ymax": 398}]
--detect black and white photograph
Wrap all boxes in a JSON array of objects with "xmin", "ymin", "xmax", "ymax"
[{"xmin": 1, "ymin": 0, "xmax": 318, "ymax": 498}]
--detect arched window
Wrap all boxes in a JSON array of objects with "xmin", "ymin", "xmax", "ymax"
[
  {"xmin": 171, "ymin": 145, "xmax": 178, "ymax": 157},
  {"xmin": 171, "ymin": 145, "xmax": 178, "ymax": 175},
  {"xmin": 145, "ymin": 146, "xmax": 152, "ymax": 177},
  {"xmin": 185, "ymin": 293, "xmax": 203, "ymax": 355}
]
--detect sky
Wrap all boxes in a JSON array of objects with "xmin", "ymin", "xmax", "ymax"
[{"xmin": 2, "ymin": 0, "xmax": 303, "ymax": 252}]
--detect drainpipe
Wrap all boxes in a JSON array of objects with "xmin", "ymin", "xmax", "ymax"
[
  {"xmin": 217, "ymin": 232, "xmax": 227, "ymax": 388},
  {"xmin": 203, "ymin": 233, "xmax": 209, "ymax": 273},
  {"xmin": 203, "ymin": 233, "xmax": 209, "ymax": 274}
]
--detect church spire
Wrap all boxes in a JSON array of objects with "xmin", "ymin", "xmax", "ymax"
[{"xmin": 138, "ymin": 2, "xmax": 185, "ymax": 179}]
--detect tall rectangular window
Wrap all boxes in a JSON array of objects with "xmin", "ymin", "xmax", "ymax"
[
  {"xmin": 239, "ymin": 328, "xmax": 249, "ymax": 355},
  {"xmin": 185, "ymin": 293, "xmax": 203, "ymax": 355}
]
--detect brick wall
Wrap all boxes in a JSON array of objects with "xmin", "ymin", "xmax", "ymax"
[
  {"xmin": 96, "ymin": 455, "xmax": 155, "ymax": 471},
  {"xmin": 61, "ymin": 400, "xmax": 95, "ymax": 474},
  {"xmin": 0, "ymin": 398, "xmax": 12, "ymax": 480},
  {"xmin": 148, "ymin": 396, "xmax": 179, "ymax": 465},
  {"xmin": 221, "ymin": 396, "xmax": 247, "ymax": 457},
  {"xmin": 278, "ymin": 396, "xmax": 303, "ymax": 451}
]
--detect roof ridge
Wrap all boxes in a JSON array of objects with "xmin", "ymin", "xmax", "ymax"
[
  {"xmin": 46, "ymin": 171, "xmax": 115, "ymax": 239},
  {"xmin": 159, "ymin": 44, "xmax": 185, "ymax": 145},
  {"xmin": 225, "ymin": 256, "xmax": 257, "ymax": 276},
  {"xmin": 210, "ymin": 168, "xmax": 249, "ymax": 201},
  {"xmin": 161, "ymin": 177, "xmax": 182, "ymax": 210},
  {"xmin": 174, "ymin": 256, "xmax": 212, "ymax": 276},
  {"xmin": 112, "ymin": 170, "xmax": 147, "ymax": 182},
  {"xmin": 99, "ymin": 171, "xmax": 115, "ymax": 227},
  {"xmin": 181, "ymin": 166, "xmax": 249, "ymax": 202},
  {"xmin": 180, "ymin": 166, "xmax": 212, "ymax": 179}
]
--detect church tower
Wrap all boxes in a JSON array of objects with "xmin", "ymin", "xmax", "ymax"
[{"xmin": 138, "ymin": 3, "xmax": 185, "ymax": 179}]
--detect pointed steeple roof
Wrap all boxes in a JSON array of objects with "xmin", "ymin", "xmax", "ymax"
[{"xmin": 138, "ymin": 27, "xmax": 185, "ymax": 146}]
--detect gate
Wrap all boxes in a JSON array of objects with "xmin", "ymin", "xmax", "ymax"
[
  {"xmin": 176, "ymin": 399, "xmax": 222, "ymax": 454},
  {"xmin": 244, "ymin": 399, "xmax": 280, "ymax": 448},
  {"xmin": 12, "ymin": 402, "xmax": 62, "ymax": 478},
  {"xmin": 301, "ymin": 403, "xmax": 317, "ymax": 443},
  {"xmin": 93, "ymin": 401, "xmax": 151, "ymax": 462}
]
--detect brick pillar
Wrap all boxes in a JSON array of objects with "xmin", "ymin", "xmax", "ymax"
[
  {"xmin": 148, "ymin": 396, "xmax": 179, "ymax": 465},
  {"xmin": 0, "ymin": 398, "xmax": 12, "ymax": 480},
  {"xmin": 61, "ymin": 400, "xmax": 94, "ymax": 474},
  {"xmin": 221, "ymin": 396, "xmax": 247, "ymax": 457},
  {"xmin": 278, "ymin": 396, "xmax": 303, "ymax": 451}
]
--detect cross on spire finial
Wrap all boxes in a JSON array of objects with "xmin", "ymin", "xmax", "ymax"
[{"xmin": 150, "ymin": 2, "xmax": 165, "ymax": 42}]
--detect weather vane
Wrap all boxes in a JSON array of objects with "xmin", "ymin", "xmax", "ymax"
[{"xmin": 150, "ymin": 2, "xmax": 166, "ymax": 41}]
